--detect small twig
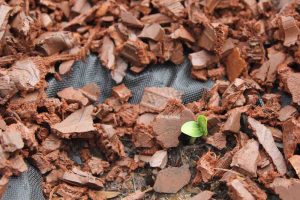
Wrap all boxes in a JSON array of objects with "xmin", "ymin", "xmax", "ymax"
[{"xmin": 213, "ymin": 168, "xmax": 244, "ymax": 177}]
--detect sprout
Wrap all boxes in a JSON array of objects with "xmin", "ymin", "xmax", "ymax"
[{"xmin": 181, "ymin": 115, "xmax": 208, "ymax": 144}]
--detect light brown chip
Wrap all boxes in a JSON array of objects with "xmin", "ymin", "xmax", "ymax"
[
  {"xmin": 231, "ymin": 139, "xmax": 259, "ymax": 177},
  {"xmin": 52, "ymin": 105, "xmax": 96, "ymax": 138},
  {"xmin": 153, "ymin": 165, "xmax": 191, "ymax": 193},
  {"xmin": 270, "ymin": 178, "xmax": 300, "ymax": 200},
  {"xmin": 287, "ymin": 72, "xmax": 300, "ymax": 106},
  {"xmin": 280, "ymin": 16, "xmax": 300, "ymax": 47},
  {"xmin": 57, "ymin": 87, "xmax": 89, "ymax": 106},
  {"xmin": 79, "ymin": 83, "xmax": 100, "ymax": 102},
  {"xmin": 149, "ymin": 150, "xmax": 168, "ymax": 169},
  {"xmin": 188, "ymin": 50, "xmax": 218, "ymax": 70},
  {"xmin": 120, "ymin": 11, "xmax": 144, "ymax": 28},
  {"xmin": 278, "ymin": 105, "xmax": 297, "ymax": 122},
  {"xmin": 140, "ymin": 87, "xmax": 182, "ymax": 113},
  {"xmin": 190, "ymin": 190, "xmax": 214, "ymax": 200},
  {"xmin": 112, "ymin": 84, "xmax": 132, "ymax": 102},
  {"xmin": 206, "ymin": 132, "xmax": 227, "ymax": 150},
  {"xmin": 100, "ymin": 36, "xmax": 115, "ymax": 70},
  {"xmin": 289, "ymin": 155, "xmax": 300, "ymax": 178},
  {"xmin": 139, "ymin": 24, "xmax": 165, "ymax": 41},
  {"xmin": 228, "ymin": 179, "xmax": 255, "ymax": 200}
]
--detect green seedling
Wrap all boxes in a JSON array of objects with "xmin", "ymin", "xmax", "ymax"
[{"xmin": 181, "ymin": 115, "xmax": 208, "ymax": 144}]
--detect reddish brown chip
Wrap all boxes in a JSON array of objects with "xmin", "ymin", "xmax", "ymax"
[
  {"xmin": 191, "ymin": 69, "xmax": 208, "ymax": 81},
  {"xmin": 223, "ymin": 110, "xmax": 241, "ymax": 133},
  {"xmin": 287, "ymin": 73, "xmax": 300, "ymax": 106},
  {"xmin": 248, "ymin": 117, "xmax": 287, "ymax": 175},
  {"xmin": 139, "ymin": 24, "xmax": 165, "ymax": 41},
  {"xmin": 270, "ymin": 178, "xmax": 300, "ymax": 200},
  {"xmin": 282, "ymin": 118, "xmax": 300, "ymax": 159},
  {"xmin": 57, "ymin": 87, "xmax": 89, "ymax": 106},
  {"xmin": 280, "ymin": 16, "xmax": 300, "ymax": 47},
  {"xmin": 231, "ymin": 139, "xmax": 259, "ymax": 177},
  {"xmin": 153, "ymin": 165, "xmax": 191, "ymax": 193},
  {"xmin": 206, "ymin": 132, "xmax": 227, "ymax": 150},
  {"xmin": 61, "ymin": 167, "xmax": 104, "ymax": 189},
  {"xmin": 190, "ymin": 190, "xmax": 214, "ymax": 200},
  {"xmin": 140, "ymin": 87, "xmax": 182, "ymax": 113},
  {"xmin": 152, "ymin": 101, "xmax": 195, "ymax": 148},
  {"xmin": 289, "ymin": 155, "xmax": 300, "ymax": 178},
  {"xmin": 34, "ymin": 32, "xmax": 75, "ymax": 56},
  {"xmin": 278, "ymin": 105, "xmax": 297, "ymax": 122},
  {"xmin": 120, "ymin": 11, "xmax": 144, "ymax": 28},
  {"xmin": 170, "ymin": 25, "xmax": 195, "ymax": 43},
  {"xmin": 132, "ymin": 124, "xmax": 154, "ymax": 148},
  {"xmin": 225, "ymin": 48, "xmax": 247, "ymax": 82},
  {"xmin": 52, "ymin": 105, "xmax": 96, "ymax": 138},
  {"xmin": 111, "ymin": 57, "xmax": 128, "ymax": 84},
  {"xmin": 87, "ymin": 157, "xmax": 110, "ymax": 175},
  {"xmin": 112, "ymin": 84, "xmax": 132, "ymax": 102}
]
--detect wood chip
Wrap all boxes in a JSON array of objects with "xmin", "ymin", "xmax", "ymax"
[
  {"xmin": 153, "ymin": 165, "xmax": 191, "ymax": 193},
  {"xmin": 248, "ymin": 117, "xmax": 287, "ymax": 175}
]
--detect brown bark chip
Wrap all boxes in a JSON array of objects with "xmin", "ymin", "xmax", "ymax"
[
  {"xmin": 280, "ymin": 16, "xmax": 300, "ymax": 47},
  {"xmin": 57, "ymin": 87, "xmax": 89, "ymax": 106},
  {"xmin": 231, "ymin": 139, "xmax": 259, "ymax": 177},
  {"xmin": 223, "ymin": 110, "xmax": 241, "ymax": 133},
  {"xmin": 52, "ymin": 105, "xmax": 96, "ymax": 138},
  {"xmin": 153, "ymin": 165, "xmax": 191, "ymax": 193},
  {"xmin": 282, "ymin": 118, "xmax": 300, "ymax": 159},
  {"xmin": 112, "ymin": 84, "xmax": 132, "ymax": 103},
  {"xmin": 188, "ymin": 50, "xmax": 218, "ymax": 70},
  {"xmin": 149, "ymin": 150, "xmax": 168, "ymax": 169},
  {"xmin": 140, "ymin": 87, "xmax": 182, "ymax": 113},
  {"xmin": 139, "ymin": 24, "xmax": 165, "ymax": 41},
  {"xmin": 287, "ymin": 73, "xmax": 300, "ymax": 106},
  {"xmin": 190, "ymin": 190, "xmax": 214, "ymax": 200},
  {"xmin": 228, "ymin": 179, "xmax": 255, "ymax": 200},
  {"xmin": 270, "ymin": 178, "xmax": 300, "ymax": 200},
  {"xmin": 278, "ymin": 105, "xmax": 297, "ymax": 122},
  {"xmin": 248, "ymin": 117, "xmax": 287, "ymax": 175},
  {"xmin": 152, "ymin": 101, "xmax": 195, "ymax": 148},
  {"xmin": 225, "ymin": 48, "xmax": 247, "ymax": 82},
  {"xmin": 288, "ymin": 155, "xmax": 300, "ymax": 178}
]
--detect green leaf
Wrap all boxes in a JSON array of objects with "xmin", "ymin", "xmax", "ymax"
[
  {"xmin": 197, "ymin": 115, "xmax": 208, "ymax": 136},
  {"xmin": 181, "ymin": 121, "xmax": 204, "ymax": 137}
]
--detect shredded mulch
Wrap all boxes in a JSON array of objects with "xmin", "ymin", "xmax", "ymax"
[{"xmin": 1, "ymin": 0, "xmax": 300, "ymax": 199}]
